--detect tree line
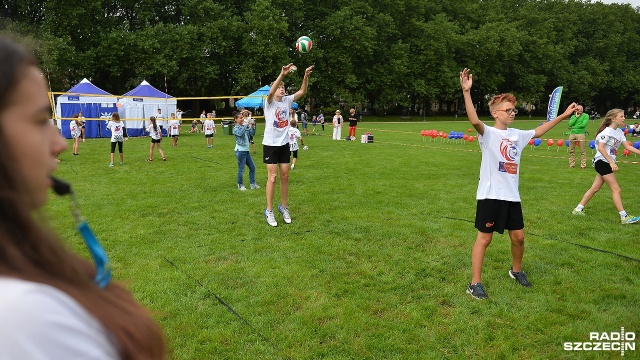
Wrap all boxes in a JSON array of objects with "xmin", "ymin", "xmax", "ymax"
[{"xmin": 2, "ymin": 0, "xmax": 640, "ymax": 116}]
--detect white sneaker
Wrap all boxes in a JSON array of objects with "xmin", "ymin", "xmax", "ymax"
[
  {"xmin": 278, "ymin": 204, "xmax": 292, "ymax": 224},
  {"xmin": 291, "ymin": 163, "xmax": 295, "ymax": 170},
  {"xmin": 238, "ymin": 184, "xmax": 247, "ymax": 191},
  {"xmin": 264, "ymin": 209, "xmax": 277, "ymax": 227},
  {"xmin": 250, "ymin": 183, "xmax": 260, "ymax": 189}
]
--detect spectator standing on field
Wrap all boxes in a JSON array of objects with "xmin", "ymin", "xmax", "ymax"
[
  {"xmin": 347, "ymin": 108, "xmax": 359, "ymax": 141},
  {"xmin": 332, "ymin": 110, "xmax": 343, "ymax": 140},
  {"xmin": 567, "ymin": 104, "xmax": 590, "ymax": 169}
]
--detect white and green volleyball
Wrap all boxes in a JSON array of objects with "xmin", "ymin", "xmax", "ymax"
[{"xmin": 296, "ymin": 36, "xmax": 312, "ymax": 53}]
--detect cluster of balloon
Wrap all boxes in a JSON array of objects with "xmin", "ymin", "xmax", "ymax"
[
  {"xmin": 623, "ymin": 149, "xmax": 631, "ymax": 156},
  {"xmin": 420, "ymin": 130, "xmax": 475, "ymax": 143}
]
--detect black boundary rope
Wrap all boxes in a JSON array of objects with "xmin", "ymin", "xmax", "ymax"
[
  {"xmin": 162, "ymin": 257, "xmax": 286, "ymax": 356},
  {"xmin": 443, "ymin": 216, "xmax": 640, "ymax": 263}
]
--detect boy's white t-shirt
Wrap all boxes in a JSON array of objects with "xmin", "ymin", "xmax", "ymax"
[
  {"xmin": 0, "ymin": 277, "xmax": 119, "ymax": 359},
  {"xmin": 147, "ymin": 123, "xmax": 162, "ymax": 140},
  {"xmin": 594, "ymin": 127, "xmax": 626, "ymax": 163},
  {"xmin": 262, "ymin": 95, "xmax": 294, "ymax": 146},
  {"xmin": 203, "ymin": 120, "xmax": 215, "ymax": 135},
  {"xmin": 106, "ymin": 121, "xmax": 125, "ymax": 142},
  {"xmin": 476, "ymin": 124, "xmax": 535, "ymax": 202},
  {"xmin": 288, "ymin": 127, "xmax": 302, "ymax": 151},
  {"xmin": 168, "ymin": 119, "xmax": 180, "ymax": 136}
]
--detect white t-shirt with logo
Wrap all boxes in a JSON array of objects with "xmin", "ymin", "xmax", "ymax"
[
  {"xmin": 203, "ymin": 120, "xmax": 215, "ymax": 135},
  {"xmin": 263, "ymin": 95, "xmax": 294, "ymax": 146},
  {"xmin": 106, "ymin": 121, "xmax": 125, "ymax": 142},
  {"xmin": 476, "ymin": 124, "xmax": 535, "ymax": 202},
  {"xmin": 0, "ymin": 277, "xmax": 119, "ymax": 359},
  {"xmin": 168, "ymin": 119, "xmax": 180, "ymax": 136},
  {"xmin": 69, "ymin": 120, "xmax": 81, "ymax": 138},
  {"xmin": 288, "ymin": 127, "xmax": 302, "ymax": 151},
  {"xmin": 147, "ymin": 123, "xmax": 162, "ymax": 140},
  {"xmin": 594, "ymin": 127, "xmax": 626, "ymax": 163}
]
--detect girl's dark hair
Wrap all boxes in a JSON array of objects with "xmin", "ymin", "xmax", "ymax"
[
  {"xmin": 150, "ymin": 116, "xmax": 158, "ymax": 132},
  {"xmin": 0, "ymin": 37, "xmax": 165, "ymax": 359},
  {"xmin": 596, "ymin": 109, "xmax": 623, "ymax": 135}
]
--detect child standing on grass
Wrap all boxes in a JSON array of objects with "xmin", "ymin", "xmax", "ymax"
[
  {"xmin": 288, "ymin": 119, "xmax": 305, "ymax": 170},
  {"xmin": 168, "ymin": 112, "xmax": 180, "ymax": 147},
  {"xmin": 106, "ymin": 112, "xmax": 128, "ymax": 167},
  {"xmin": 460, "ymin": 68, "xmax": 576, "ymax": 300},
  {"xmin": 70, "ymin": 113, "xmax": 81, "ymax": 155},
  {"xmin": 262, "ymin": 63, "xmax": 314, "ymax": 227},
  {"xmin": 146, "ymin": 116, "xmax": 166, "ymax": 162},
  {"xmin": 233, "ymin": 111, "xmax": 260, "ymax": 191},
  {"xmin": 572, "ymin": 109, "xmax": 640, "ymax": 224},
  {"xmin": 203, "ymin": 113, "xmax": 216, "ymax": 148}
]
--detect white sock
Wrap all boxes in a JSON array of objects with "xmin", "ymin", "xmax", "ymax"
[
  {"xmin": 619, "ymin": 211, "xmax": 628, "ymax": 219},
  {"xmin": 575, "ymin": 204, "xmax": 584, "ymax": 211}
]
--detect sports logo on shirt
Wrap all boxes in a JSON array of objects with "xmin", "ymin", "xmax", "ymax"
[
  {"xmin": 273, "ymin": 107, "xmax": 289, "ymax": 129},
  {"xmin": 498, "ymin": 139, "xmax": 519, "ymax": 174}
]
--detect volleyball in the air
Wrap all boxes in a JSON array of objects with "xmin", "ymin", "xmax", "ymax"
[{"xmin": 296, "ymin": 36, "xmax": 312, "ymax": 53}]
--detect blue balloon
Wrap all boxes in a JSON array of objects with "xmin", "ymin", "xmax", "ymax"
[
  {"xmin": 565, "ymin": 140, "xmax": 570, "ymax": 147},
  {"xmin": 634, "ymin": 141, "xmax": 640, "ymax": 149},
  {"xmin": 534, "ymin": 138, "xmax": 541, "ymax": 146},
  {"xmin": 589, "ymin": 140, "xmax": 596, "ymax": 149}
]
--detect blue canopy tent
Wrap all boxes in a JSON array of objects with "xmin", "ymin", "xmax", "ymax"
[
  {"xmin": 54, "ymin": 78, "xmax": 117, "ymax": 138},
  {"xmin": 236, "ymin": 85, "xmax": 298, "ymax": 110},
  {"xmin": 236, "ymin": 85, "xmax": 270, "ymax": 109},
  {"xmin": 119, "ymin": 81, "xmax": 177, "ymax": 136}
]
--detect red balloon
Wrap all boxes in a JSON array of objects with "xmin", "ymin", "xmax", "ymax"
[
  {"xmin": 441, "ymin": 133, "xmax": 447, "ymax": 138},
  {"xmin": 547, "ymin": 139, "xmax": 554, "ymax": 146},
  {"xmin": 528, "ymin": 139, "xmax": 534, "ymax": 145},
  {"xmin": 623, "ymin": 149, "xmax": 631, "ymax": 156},
  {"xmin": 463, "ymin": 134, "xmax": 469, "ymax": 140},
  {"xmin": 467, "ymin": 136, "xmax": 474, "ymax": 142},
  {"xmin": 624, "ymin": 129, "xmax": 629, "ymax": 135},
  {"xmin": 467, "ymin": 128, "xmax": 473, "ymax": 132},
  {"xmin": 557, "ymin": 139, "xmax": 564, "ymax": 146},
  {"xmin": 420, "ymin": 130, "xmax": 426, "ymax": 136}
]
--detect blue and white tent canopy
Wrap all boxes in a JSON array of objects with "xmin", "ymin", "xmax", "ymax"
[
  {"xmin": 54, "ymin": 78, "xmax": 117, "ymax": 139},
  {"xmin": 236, "ymin": 85, "xmax": 270, "ymax": 109},
  {"xmin": 119, "ymin": 80, "xmax": 177, "ymax": 136}
]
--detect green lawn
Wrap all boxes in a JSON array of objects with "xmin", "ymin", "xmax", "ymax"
[{"xmin": 46, "ymin": 118, "xmax": 640, "ymax": 359}]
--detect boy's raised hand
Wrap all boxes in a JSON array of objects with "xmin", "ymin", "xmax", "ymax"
[
  {"xmin": 562, "ymin": 103, "xmax": 578, "ymax": 116},
  {"xmin": 460, "ymin": 68, "xmax": 473, "ymax": 92},
  {"xmin": 304, "ymin": 65, "xmax": 314, "ymax": 77},
  {"xmin": 282, "ymin": 63, "xmax": 296, "ymax": 75}
]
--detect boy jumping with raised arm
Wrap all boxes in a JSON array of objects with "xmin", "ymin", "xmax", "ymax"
[
  {"xmin": 460, "ymin": 68, "xmax": 576, "ymax": 300},
  {"xmin": 262, "ymin": 64, "xmax": 314, "ymax": 227}
]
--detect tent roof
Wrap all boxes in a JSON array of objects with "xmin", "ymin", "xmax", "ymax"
[
  {"xmin": 236, "ymin": 85, "xmax": 270, "ymax": 108},
  {"xmin": 65, "ymin": 78, "xmax": 112, "ymax": 95},
  {"xmin": 123, "ymin": 80, "xmax": 173, "ymax": 98}
]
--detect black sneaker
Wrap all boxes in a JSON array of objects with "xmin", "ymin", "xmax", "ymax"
[
  {"xmin": 466, "ymin": 282, "xmax": 488, "ymax": 300},
  {"xmin": 509, "ymin": 268, "xmax": 532, "ymax": 288}
]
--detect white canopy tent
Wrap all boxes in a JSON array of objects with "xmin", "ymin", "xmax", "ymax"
[{"xmin": 118, "ymin": 80, "xmax": 177, "ymax": 136}]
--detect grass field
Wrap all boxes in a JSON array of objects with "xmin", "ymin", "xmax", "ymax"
[{"xmin": 46, "ymin": 117, "xmax": 639, "ymax": 359}]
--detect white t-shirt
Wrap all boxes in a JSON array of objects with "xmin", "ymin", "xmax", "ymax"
[
  {"xmin": 263, "ymin": 95, "xmax": 294, "ymax": 146},
  {"xmin": 288, "ymin": 127, "xmax": 302, "ymax": 151},
  {"xmin": 69, "ymin": 120, "xmax": 81, "ymax": 138},
  {"xmin": 106, "ymin": 121, "xmax": 125, "ymax": 142},
  {"xmin": 155, "ymin": 113, "xmax": 165, "ymax": 128},
  {"xmin": 594, "ymin": 127, "xmax": 626, "ymax": 163},
  {"xmin": 168, "ymin": 119, "xmax": 180, "ymax": 136},
  {"xmin": 476, "ymin": 124, "xmax": 535, "ymax": 202},
  {"xmin": 0, "ymin": 277, "xmax": 119, "ymax": 359},
  {"xmin": 147, "ymin": 123, "xmax": 162, "ymax": 140},
  {"xmin": 333, "ymin": 115, "xmax": 343, "ymax": 126},
  {"xmin": 203, "ymin": 120, "xmax": 215, "ymax": 135}
]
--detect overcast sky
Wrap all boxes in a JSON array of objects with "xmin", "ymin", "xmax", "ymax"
[{"xmin": 595, "ymin": 0, "xmax": 640, "ymax": 6}]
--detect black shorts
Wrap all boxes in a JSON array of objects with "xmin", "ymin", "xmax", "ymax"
[
  {"xmin": 151, "ymin": 138, "xmax": 161, "ymax": 144},
  {"xmin": 205, "ymin": 134, "xmax": 214, "ymax": 138},
  {"xmin": 110, "ymin": 141, "xmax": 123, "ymax": 153},
  {"xmin": 594, "ymin": 159, "xmax": 614, "ymax": 176},
  {"xmin": 475, "ymin": 199, "xmax": 524, "ymax": 234},
  {"xmin": 169, "ymin": 134, "xmax": 179, "ymax": 138},
  {"xmin": 291, "ymin": 150, "xmax": 298, "ymax": 159},
  {"xmin": 263, "ymin": 144, "xmax": 290, "ymax": 164}
]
